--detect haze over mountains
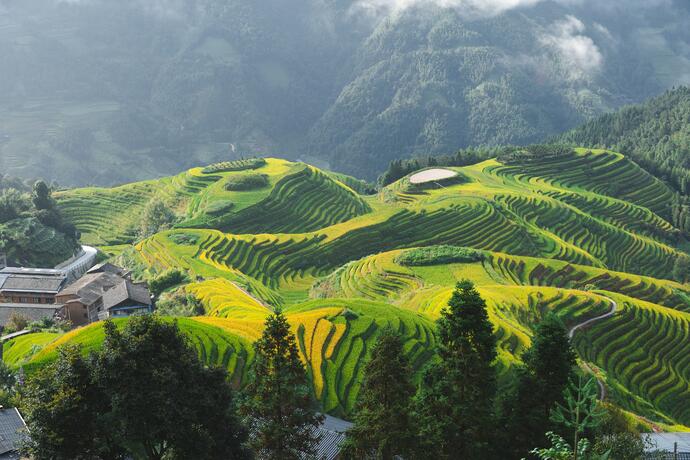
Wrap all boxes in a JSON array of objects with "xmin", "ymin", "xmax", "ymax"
[{"xmin": 1, "ymin": 0, "xmax": 689, "ymax": 184}]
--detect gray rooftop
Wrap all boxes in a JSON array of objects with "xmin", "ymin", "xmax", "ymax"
[
  {"xmin": 0, "ymin": 304, "xmax": 63, "ymax": 326},
  {"xmin": 102, "ymin": 280, "xmax": 152, "ymax": 310},
  {"xmin": 0, "ymin": 275, "xmax": 66, "ymax": 294},
  {"xmin": 56, "ymin": 272, "xmax": 123, "ymax": 306},
  {"xmin": 0, "ymin": 267, "xmax": 64, "ymax": 277},
  {"xmin": 646, "ymin": 433, "xmax": 690, "ymax": 453},
  {"xmin": 87, "ymin": 262, "xmax": 129, "ymax": 277},
  {"xmin": 304, "ymin": 414, "xmax": 353, "ymax": 460},
  {"xmin": 0, "ymin": 408, "xmax": 26, "ymax": 456}
]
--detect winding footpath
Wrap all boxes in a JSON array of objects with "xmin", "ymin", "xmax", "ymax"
[{"xmin": 567, "ymin": 296, "xmax": 618, "ymax": 401}]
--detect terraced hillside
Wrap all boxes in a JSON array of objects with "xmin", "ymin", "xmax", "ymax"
[
  {"xmin": 56, "ymin": 158, "xmax": 371, "ymax": 245},
  {"xmin": 18, "ymin": 148, "xmax": 690, "ymax": 426}
]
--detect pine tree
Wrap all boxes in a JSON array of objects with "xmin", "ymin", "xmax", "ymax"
[
  {"xmin": 500, "ymin": 313, "xmax": 577, "ymax": 459},
  {"xmin": 532, "ymin": 375, "xmax": 606, "ymax": 460},
  {"xmin": 416, "ymin": 280, "xmax": 497, "ymax": 459},
  {"xmin": 94, "ymin": 316, "xmax": 251, "ymax": 460},
  {"xmin": 241, "ymin": 308, "xmax": 323, "ymax": 459},
  {"xmin": 342, "ymin": 328, "xmax": 417, "ymax": 459}
]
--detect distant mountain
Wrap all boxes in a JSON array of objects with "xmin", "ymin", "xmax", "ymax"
[
  {"xmin": 556, "ymin": 86, "xmax": 690, "ymax": 195},
  {"xmin": 1, "ymin": 0, "xmax": 689, "ymax": 184}
]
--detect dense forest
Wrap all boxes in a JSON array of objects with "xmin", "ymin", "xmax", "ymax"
[
  {"xmin": 556, "ymin": 86, "xmax": 690, "ymax": 231},
  {"xmin": 1, "ymin": 0, "xmax": 689, "ymax": 183},
  {"xmin": 557, "ymin": 87, "xmax": 690, "ymax": 194},
  {"xmin": 0, "ymin": 178, "xmax": 78, "ymax": 267}
]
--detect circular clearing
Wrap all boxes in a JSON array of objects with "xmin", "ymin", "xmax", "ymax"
[{"xmin": 409, "ymin": 168, "xmax": 458, "ymax": 184}]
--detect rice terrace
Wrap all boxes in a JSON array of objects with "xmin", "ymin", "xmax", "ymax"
[{"xmin": 3, "ymin": 146, "xmax": 688, "ymax": 438}]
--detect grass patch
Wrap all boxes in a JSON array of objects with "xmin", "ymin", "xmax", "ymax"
[
  {"xmin": 202, "ymin": 158, "xmax": 267, "ymax": 174},
  {"xmin": 396, "ymin": 245, "xmax": 485, "ymax": 266},
  {"xmin": 223, "ymin": 173, "xmax": 269, "ymax": 191}
]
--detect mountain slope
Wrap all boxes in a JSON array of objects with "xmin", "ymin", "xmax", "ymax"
[
  {"xmin": 15, "ymin": 147, "xmax": 690, "ymax": 426},
  {"xmin": 556, "ymin": 86, "xmax": 690, "ymax": 196},
  {"xmin": 2, "ymin": 1, "xmax": 690, "ymax": 184}
]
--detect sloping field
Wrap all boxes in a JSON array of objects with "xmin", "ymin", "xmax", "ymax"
[
  {"xmin": 57, "ymin": 158, "xmax": 371, "ymax": 245},
  {"xmin": 25, "ymin": 147, "xmax": 690, "ymax": 424}
]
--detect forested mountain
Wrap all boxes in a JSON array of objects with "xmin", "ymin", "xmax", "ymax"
[
  {"xmin": 557, "ymin": 86, "xmax": 690, "ymax": 194},
  {"xmin": 0, "ymin": 179, "xmax": 79, "ymax": 266},
  {"xmin": 1, "ymin": 0, "xmax": 689, "ymax": 184}
]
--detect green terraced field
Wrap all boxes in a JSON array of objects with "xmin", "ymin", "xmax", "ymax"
[
  {"xmin": 23, "ymin": 148, "xmax": 690, "ymax": 426},
  {"xmin": 573, "ymin": 295, "xmax": 690, "ymax": 425}
]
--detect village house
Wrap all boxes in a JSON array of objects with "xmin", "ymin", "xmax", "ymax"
[
  {"xmin": 0, "ymin": 268, "xmax": 68, "ymax": 328},
  {"xmin": 0, "ymin": 267, "xmax": 66, "ymax": 304},
  {"xmin": 55, "ymin": 270, "xmax": 151, "ymax": 326}
]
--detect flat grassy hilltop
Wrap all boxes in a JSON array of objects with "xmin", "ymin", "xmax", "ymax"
[{"xmin": 9, "ymin": 148, "xmax": 688, "ymax": 427}]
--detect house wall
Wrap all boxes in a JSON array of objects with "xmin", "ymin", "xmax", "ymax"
[
  {"xmin": 87, "ymin": 299, "xmax": 105, "ymax": 324},
  {"xmin": 0, "ymin": 291, "xmax": 56, "ymax": 304},
  {"xmin": 64, "ymin": 301, "xmax": 90, "ymax": 326}
]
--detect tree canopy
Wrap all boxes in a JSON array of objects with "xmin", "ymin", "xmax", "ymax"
[
  {"xmin": 241, "ymin": 308, "xmax": 322, "ymax": 460},
  {"xmin": 22, "ymin": 316, "xmax": 251, "ymax": 460}
]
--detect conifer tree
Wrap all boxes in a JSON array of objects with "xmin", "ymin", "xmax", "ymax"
[
  {"xmin": 342, "ymin": 328, "xmax": 417, "ymax": 459},
  {"xmin": 416, "ymin": 280, "xmax": 497, "ymax": 459},
  {"xmin": 500, "ymin": 313, "xmax": 577, "ymax": 459},
  {"xmin": 241, "ymin": 308, "xmax": 323, "ymax": 459}
]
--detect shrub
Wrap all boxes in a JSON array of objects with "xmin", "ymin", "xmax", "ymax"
[
  {"xmin": 593, "ymin": 433, "xmax": 647, "ymax": 460},
  {"xmin": 205, "ymin": 200, "xmax": 235, "ymax": 216},
  {"xmin": 139, "ymin": 199, "xmax": 176, "ymax": 239},
  {"xmin": 148, "ymin": 269, "xmax": 188, "ymax": 297},
  {"xmin": 168, "ymin": 233, "xmax": 199, "ymax": 246},
  {"xmin": 155, "ymin": 289, "xmax": 205, "ymax": 317},
  {"xmin": 395, "ymin": 245, "xmax": 485, "ymax": 266},
  {"xmin": 202, "ymin": 158, "xmax": 266, "ymax": 174},
  {"xmin": 5, "ymin": 313, "xmax": 29, "ymax": 333},
  {"xmin": 28, "ymin": 317, "xmax": 72, "ymax": 333},
  {"xmin": 223, "ymin": 173, "xmax": 269, "ymax": 191}
]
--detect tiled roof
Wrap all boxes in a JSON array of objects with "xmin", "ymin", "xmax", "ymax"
[
  {"xmin": 646, "ymin": 433, "xmax": 690, "ymax": 453},
  {"xmin": 56, "ymin": 272, "xmax": 122, "ymax": 306},
  {"xmin": 102, "ymin": 280, "xmax": 151, "ymax": 310},
  {"xmin": 0, "ymin": 304, "xmax": 63, "ymax": 326},
  {"xmin": 0, "ymin": 267, "xmax": 64, "ymax": 277},
  {"xmin": 0, "ymin": 275, "xmax": 65, "ymax": 293},
  {"xmin": 0, "ymin": 408, "xmax": 26, "ymax": 456},
  {"xmin": 305, "ymin": 414, "xmax": 353, "ymax": 460},
  {"xmin": 87, "ymin": 262, "xmax": 129, "ymax": 277}
]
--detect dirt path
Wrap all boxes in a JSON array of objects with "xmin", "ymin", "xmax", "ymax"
[{"xmin": 568, "ymin": 296, "xmax": 618, "ymax": 400}]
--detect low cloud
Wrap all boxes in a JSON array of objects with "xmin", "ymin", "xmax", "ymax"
[
  {"xmin": 539, "ymin": 15, "xmax": 603, "ymax": 80},
  {"xmin": 352, "ymin": 0, "xmax": 547, "ymax": 19}
]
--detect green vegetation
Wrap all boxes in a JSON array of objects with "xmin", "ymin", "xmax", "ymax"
[
  {"xmin": 4, "ymin": 2, "xmax": 685, "ymax": 185},
  {"xmin": 341, "ymin": 329, "xmax": 417, "ymax": 459},
  {"xmin": 57, "ymin": 158, "xmax": 371, "ymax": 244},
  {"xmin": 0, "ymin": 181, "xmax": 78, "ymax": 266},
  {"xmin": 21, "ymin": 316, "xmax": 251, "ymax": 460},
  {"xmin": 223, "ymin": 173, "xmax": 269, "ymax": 191},
  {"xmin": 18, "ymin": 147, "xmax": 690, "ymax": 430},
  {"xmin": 415, "ymin": 281, "xmax": 498, "ymax": 459},
  {"xmin": 500, "ymin": 314, "xmax": 577, "ymax": 459},
  {"xmin": 202, "ymin": 158, "xmax": 267, "ymax": 174},
  {"xmin": 2, "ymin": 332, "xmax": 61, "ymax": 367},
  {"xmin": 240, "ymin": 309, "xmax": 322, "ymax": 459},
  {"xmin": 147, "ymin": 268, "xmax": 188, "ymax": 297},
  {"xmin": 396, "ymin": 246, "xmax": 485, "ymax": 266},
  {"xmin": 557, "ymin": 87, "xmax": 690, "ymax": 197}
]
